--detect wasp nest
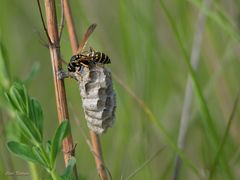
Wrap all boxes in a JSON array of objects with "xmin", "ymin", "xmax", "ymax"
[{"xmin": 71, "ymin": 65, "xmax": 116, "ymax": 134}]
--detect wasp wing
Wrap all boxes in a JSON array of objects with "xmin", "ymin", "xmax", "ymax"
[{"xmin": 77, "ymin": 23, "xmax": 97, "ymax": 54}]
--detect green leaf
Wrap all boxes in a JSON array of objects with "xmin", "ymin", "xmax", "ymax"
[
  {"xmin": 29, "ymin": 97, "xmax": 43, "ymax": 138},
  {"xmin": 17, "ymin": 114, "xmax": 42, "ymax": 144},
  {"xmin": 60, "ymin": 157, "xmax": 76, "ymax": 180},
  {"xmin": 46, "ymin": 140, "xmax": 52, "ymax": 154},
  {"xmin": 32, "ymin": 146, "xmax": 49, "ymax": 168},
  {"xmin": 6, "ymin": 119, "xmax": 32, "ymax": 145},
  {"xmin": 7, "ymin": 141, "xmax": 44, "ymax": 166},
  {"xmin": 51, "ymin": 120, "xmax": 70, "ymax": 166},
  {"xmin": 5, "ymin": 82, "xmax": 29, "ymax": 114},
  {"xmin": 0, "ymin": 41, "xmax": 11, "ymax": 89}
]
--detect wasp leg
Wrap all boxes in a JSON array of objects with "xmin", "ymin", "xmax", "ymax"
[
  {"xmin": 57, "ymin": 69, "xmax": 77, "ymax": 80},
  {"xmin": 80, "ymin": 62, "xmax": 90, "ymax": 68},
  {"xmin": 57, "ymin": 69, "xmax": 69, "ymax": 79},
  {"xmin": 95, "ymin": 62, "xmax": 104, "ymax": 68}
]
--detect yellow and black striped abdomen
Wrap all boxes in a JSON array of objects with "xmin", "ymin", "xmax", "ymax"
[{"xmin": 93, "ymin": 52, "xmax": 111, "ymax": 64}]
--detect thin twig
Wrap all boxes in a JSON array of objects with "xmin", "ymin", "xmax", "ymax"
[
  {"xmin": 173, "ymin": 0, "xmax": 212, "ymax": 179},
  {"xmin": 62, "ymin": 0, "xmax": 108, "ymax": 179},
  {"xmin": 62, "ymin": 0, "xmax": 78, "ymax": 54},
  {"xmin": 36, "ymin": 0, "xmax": 52, "ymax": 45},
  {"xmin": 42, "ymin": 0, "xmax": 78, "ymax": 179}
]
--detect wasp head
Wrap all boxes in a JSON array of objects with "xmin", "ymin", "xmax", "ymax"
[{"xmin": 68, "ymin": 54, "xmax": 81, "ymax": 72}]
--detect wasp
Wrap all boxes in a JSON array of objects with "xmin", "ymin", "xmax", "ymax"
[{"xmin": 68, "ymin": 24, "xmax": 111, "ymax": 72}]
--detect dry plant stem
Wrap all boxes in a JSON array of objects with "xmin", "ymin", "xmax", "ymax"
[
  {"xmin": 44, "ymin": 0, "xmax": 78, "ymax": 179},
  {"xmin": 62, "ymin": 0, "xmax": 108, "ymax": 179},
  {"xmin": 173, "ymin": 0, "xmax": 212, "ymax": 179},
  {"xmin": 62, "ymin": 0, "xmax": 78, "ymax": 53},
  {"xmin": 90, "ymin": 130, "xmax": 108, "ymax": 180}
]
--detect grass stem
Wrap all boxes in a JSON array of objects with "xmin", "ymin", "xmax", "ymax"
[{"xmin": 173, "ymin": 0, "xmax": 211, "ymax": 179}]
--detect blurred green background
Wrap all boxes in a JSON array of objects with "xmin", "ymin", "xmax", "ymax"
[{"xmin": 1, "ymin": 0, "xmax": 240, "ymax": 179}]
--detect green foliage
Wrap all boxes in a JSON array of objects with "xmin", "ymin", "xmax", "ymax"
[
  {"xmin": 7, "ymin": 141, "xmax": 46, "ymax": 167},
  {"xmin": 51, "ymin": 120, "xmax": 70, "ymax": 166},
  {"xmin": 159, "ymin": 0, "xmax": 237, "ymax": 179},
  {"xmin": 5, "ymin": 83, "xmax": 43, "ymax": 144},
  {"xmin": 5, "ymin": 82, "xmax": 71, "ymax": 179},
  {"xmin": 60, "ymin": 157, "xmax": 76, "ymax": 180},
  {"xmin": 1, "ymin": 0, "xmax": 240, "ymax": 179}
]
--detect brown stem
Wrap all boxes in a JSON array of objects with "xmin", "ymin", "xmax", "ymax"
[
  {"xmin": 43, "ymin": 0, "xmax": 78, "ymax": 179},
  {"xmin": 62, "ymin": 0, "xmax": 108, "ymax": 179},
  {"xmin": 89, "ymin": 131, "xmax": 108, "ymax": 180},
  {"xmin": 62, "ymin": 0, "xmax": 78, "ymax": 54}
]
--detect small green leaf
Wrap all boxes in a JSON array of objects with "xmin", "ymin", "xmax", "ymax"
[
  {"xmin": 7, "ymin": 141, "xmax": 43, "ymax": 166},
  {"xmin": 46, "ymin": 140, "xmax": 52, "ymax": 154},
  {"xmin": 5, "ymin": 82, "xmax": 29, "ymax": 114},
  {"xmin": 5, "ymin": 91, "xmax": 18, "ymax": 111},
  {"xmin": 29, "ymin": 98, "xmax": 43, "ymax": 138},
  {"xmin": 51, "ymin": 120, "xmax": 70, "ymax": 166},
  {"xmin": 32, "ymin": 146, "xmax": 49, "ymax": 168},
  {"xmin": 17, "ymin": 114, "xmax": 42, "ymax": 144},
  {"xmin": 60, "ymin": 157, "xmax": 76, "ymax": 180}
]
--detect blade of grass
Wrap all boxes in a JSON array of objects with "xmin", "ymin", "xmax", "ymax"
[
  {"xmin": 159, "ymin": 0, "xmax": 233, "ymax": 178},
  {"xmin": 173, "ymin": 0, "xmax": 211, "ymax": 179},
  {"xmin": 209, "ymin": 91, "xmax": 240, "ymax": 179},
  {"xmin": 112, "ymin": 73, "xmax": 200, "ymax": 177},
  {"xmin": 188, "ymin": 0, "xmax": 240, "ymax": 42},
  {"xmin": 0, "ymin": 41, "xmax": 11, "ymax": 89},
  {"xmin": 125, "ymin": 146, "xmax": 165, "ymax": 180}
]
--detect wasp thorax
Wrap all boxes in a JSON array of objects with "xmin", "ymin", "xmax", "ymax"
[
  {"xmin": 74, "ymin": 65, "xmax": 116, "ymax": 134},
  {"xmin": 70, "ymin": 55, "xmax": 80, "ymax": 62}
]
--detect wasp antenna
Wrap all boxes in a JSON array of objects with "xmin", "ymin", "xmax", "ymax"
[{"xmin": 36, "ymin": 0, "xmax": 53, "ymax": 45}]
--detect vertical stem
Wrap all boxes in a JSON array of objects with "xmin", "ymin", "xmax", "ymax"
[
  {"xmin": 173, "ymin": 0, "xmax": 211, "ymax": 179},
  {"xmin": 44, "ymin": 0, "xmax": 78, "ymax": 179},
  {"xmin": 28, "ymin": 162, "xmax": 40, "ymax": 180},
  {"xmin": 62, "ymin": 0, "xmax": 108, "ymax": 179},
  {"xmin": 90, "ymin": 131, "xmax": 108, "ymax": 180},
  {"xmin": 62, "ymin": 0, "xmax": 78, "ymax": 54}
]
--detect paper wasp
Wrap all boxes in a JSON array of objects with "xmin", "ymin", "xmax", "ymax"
[{"xmin": 68, "ymin": 24, "xmax": 111, "ymax": 72}]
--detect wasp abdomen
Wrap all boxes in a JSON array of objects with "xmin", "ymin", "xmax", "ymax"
[{"xmin": 92, "ymin": 52, "xmax": 111, "ymax": 64}]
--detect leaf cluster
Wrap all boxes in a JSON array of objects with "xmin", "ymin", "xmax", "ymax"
[{"xmin": 5, "ymin": 82, "xmax": 75, "ymax": 180}]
